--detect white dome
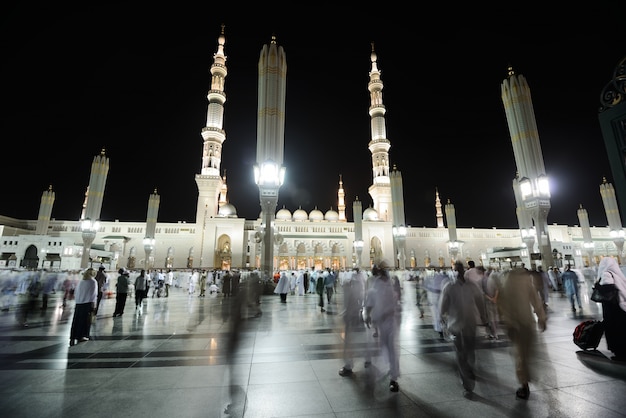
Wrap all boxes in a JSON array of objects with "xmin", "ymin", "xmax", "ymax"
[
  {"xmin": 293, "ymin": 207, "xmax": 308, "ymax": 221},
  {"xmin": 218, "ymin": 203, "xmax": 237, "ymax": 217},
  {"xmin": 363, "ymin": 207, "xmax": 379, "ymax": 221},
  {"xmin": 309, "ymin": 207, "xmax": 324, "ymax": 221},
  {"xmin": 276, "ymin": 207, "xmax": 292, "ymax": 221},
  {"xmin": 324, "ymin": 208, "xmax": 339, "ymax": 221}
]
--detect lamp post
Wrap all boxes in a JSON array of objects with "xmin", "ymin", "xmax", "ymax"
[
  {"xmin": 80, "ymin": 218, "xmax": 100, "ymax": 269},
  {"xmin": 448, "ymin": 241, "xmax": 459, "ymax": 265},
  {"xmin": 392, "ymin": 225, "xmax": 407, "ymax": 269},
  {"xmin": 519, "ymin": 175, "xmax": 553, "ymax": 269},
  {"xmin": 254, "ymin": 160, "xmax": 285, "ymax": 280},
  {"xmin": 143, "ymin": 237, "xmax": 155, "ymax": 269},
  {"xmin": 353, "ymin": 240, "xmax": 364, "ymax": 269}
]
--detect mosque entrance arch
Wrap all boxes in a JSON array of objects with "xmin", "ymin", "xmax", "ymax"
[
  {"xmin": 21, "ymin": 245, "xmax": 39, "ymax": 269},
  {"xmin": 216, "ymin": 235, "xmax": 232, "ymax": 271}
]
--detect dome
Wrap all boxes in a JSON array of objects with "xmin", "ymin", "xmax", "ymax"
[
  {"xmin": 324, "ymin": 208, "xmax": 339, "ymax": 221},
  {"xmin": 309, "ymin": 207, "xmax": 324, "ymax": 221},
  {"xmin": 293, "ymin": 207, "xmax": 308, "ymax": 221},
  {"xmin": 363, "ymin": 207, "xmax": 379, "ymax": 221},
  {"xmin": 276, "ymin": 207, "xmax": 292, "ymax": 221},
  {"xmin": 218, "ymin": 203, "xmax": 237, "ymax": 217}
]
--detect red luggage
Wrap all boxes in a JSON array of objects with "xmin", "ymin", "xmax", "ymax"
[{"xmin": 573, "ymin": 320, "xmax": 604, "ymax": 350}]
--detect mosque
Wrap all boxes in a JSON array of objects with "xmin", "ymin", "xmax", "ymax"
[{"xmin": 0, "ymin": 27, "xmax": 623, "ymax": 275}]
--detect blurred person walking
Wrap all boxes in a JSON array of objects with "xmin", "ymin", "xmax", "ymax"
[
  {"xmin": 595, "ymin": 257, "xmax": 626, "ymax": 361},
  {"xmin": 69, "ymin": 268, "xmax": 97, "ymax": 346},
  {"xmin": 425, "ymin": 268, "xmax": 451, "ymax": 339},
  {"xmin": 562, "ymin": 265, "xmax": 582, "ymax": 313},
  {"xmin": 363, "ymin": 260, "xmax": 401, "ymax": 392},
  {"xmin": 439, "ymin": 261, "xmax": 488, "ymax": 399},
  {"xmin": 94, "ymin": 266, "xmax": 107, "ymax": 315},
  {"xmin": 483, "ymin": 268, "xmax": 502, "ymax": 340},
  {"xmin": 165, "ymin": 269, "xmax": 173, "ymax": 297},
  {"xmin": 274, "ymin": 271, "xmax": 290, "ymax": 303},
  {"xmin": 499, "ymin": 266, "xmax": 547, "ymax": 399},
  {"xmin": 338, "ymin": 267, "xmax": 366, "ymax": 377}
]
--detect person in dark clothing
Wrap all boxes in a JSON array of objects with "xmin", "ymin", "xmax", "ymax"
[
  {"xmin": 596, "ymin": 257, "xmax": 626, "ymax": 361},
  {"xmin": 94, "ymin": 266, "xmax": 107, "ymax": 315},
  {"xmin": 69, "ymin": 268, "xmax": 97, "ymax": 346},
  {"xmin": 113, "ymin": 268, "xmax": 129, "ymax": 317}
]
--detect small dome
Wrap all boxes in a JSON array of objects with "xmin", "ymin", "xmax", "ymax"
[
  {"xmin": 293, "ymin": 207, "xmax": 308, "ymax": 221},
  {"xmin": 276, "ymin": 207, "xmax": 292, "ymax": 221},
  {"xmin": 218, "ymin": 203, "xmax": 237, "ymax": 217},
  {"xmin": 325, "ymin": 208, "xmax": 339, "ymax": 221},
  {"xmin": 309, "ymin": 207, "xmax": 324, "ymax": 221},
  {"xmin": 363, "ymin": 207, "xmax": 379, "ymax": 221}
]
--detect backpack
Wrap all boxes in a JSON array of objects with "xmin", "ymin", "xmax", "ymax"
[{"xmin": 573, "ymin": 320, "xmax": 604, "ymax": 350}]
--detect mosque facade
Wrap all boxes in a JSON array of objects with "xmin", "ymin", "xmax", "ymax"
[{"xmin": 0, "ymin": 28, "xmax": 622, "ymax": 274}]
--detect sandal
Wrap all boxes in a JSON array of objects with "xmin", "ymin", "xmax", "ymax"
[{"xmin": 515, "ymin": 384, "xmax": 530, "ymax": 400}]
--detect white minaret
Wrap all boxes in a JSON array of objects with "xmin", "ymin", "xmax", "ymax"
[
  {"xmin": 144, "ymin": 189, "xmax": 160, "ymax": 269},
  {"xmin": 219, "ymin": 170, "xmax": 228, "ymax": 209},
  {"xmin": 445, "ymin": 199, "xmax": 460, "ymax": 262},
  {"xmin": 195, "ymin": 25, "xmax": 228, "ymax": 223},
  {"xmin": 35, "ymin": 185, "xmax": 55, "ymax": 235},
  {"xmin": 435, "ymin": 188, "xmax": 444, "ymax": 228},
  {"xmin": 367, "ymin": 43, "xmax": 392, "ymax": 223},
  {"xmin": 337, "ymin": 175, "xmax": 346, "ymax": 222},
  {"xmin": 81, "ymin": 148, "xmax": 109, "ymax": 268},
  {"xmin": 390, "ymin": 165, "xmax": 406, "ymax": 269},
  {"xmin": 600, "ymin": 177, "xmax": 625, "ymax": 257},
  {"xmin": 577, "ymin": 204, "xmax": 595, "ymax": 265},
  {"xmin": 502, "ymin": 66, "xmax": 553, "ymax": 268}
]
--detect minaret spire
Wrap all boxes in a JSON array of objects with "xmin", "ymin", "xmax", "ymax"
[
  {"xmin": 366, "ymin": 43, "xmax": 392, "ymax": 223},
  {"xmin": 337, "ymin": 174, "xmax": 346, "ymax": 222},
  {"xmin": 195, "ymin": 25, "xmax": 229, "ymax": 222},
  {"xmin": 435, "ymin": 187, "xmax": 444, "ymax": 228},
  {"xmin": 219, "ymin": 170, "xmax": 228, "ymax": 207}
]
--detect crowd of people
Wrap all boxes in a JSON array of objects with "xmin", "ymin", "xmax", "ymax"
[{"xmin": 2, "ymin": 257, "xmax": 625, "ymax": 400}]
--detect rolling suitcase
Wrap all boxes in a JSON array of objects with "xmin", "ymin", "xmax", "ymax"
[{"xmin": 573, "ymin": 320, "xmax": 604, "ymax": 350}]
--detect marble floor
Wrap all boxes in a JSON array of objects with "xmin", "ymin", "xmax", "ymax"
[{"xmin": 1, "ymin": 275, "xmax": 625, "ymax": 418}]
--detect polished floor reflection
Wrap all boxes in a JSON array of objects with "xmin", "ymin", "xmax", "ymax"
[{"xmin": 1, "ymin": 276, "xmax": 625, "ymax": 418}]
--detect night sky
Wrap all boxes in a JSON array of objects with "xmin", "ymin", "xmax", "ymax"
[{"xmin": 2, "ymin": 4, "xmax": 625, "ymax": 229}]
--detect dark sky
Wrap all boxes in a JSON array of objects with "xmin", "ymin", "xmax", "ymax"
[{"xmin": 2, "ymin": 4, "xmax": 625, "ymax": 229}]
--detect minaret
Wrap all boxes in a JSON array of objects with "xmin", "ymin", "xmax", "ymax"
[
  {"xmin": 502, "ymin": 66, "xmax": 553, "ymax": 268},
  {"xmin": 81, "ymin": 148, "xmax": 109, "ymax": 268},
  {"xmin": 144, "ymin": 189, "xmax": 160, "ymax": 269},
  {"xmin": 577, "ymin": 204, "xmax": 595, "ymax": 265},
  {"xmin": 600, "ymin": 177, "xmax": 625, "ymax": 258},
  {"xmin": 353, "ymin": 197, "xmax": 364, "ymax": 268},
  {"xmin": 337, "ymin": 175, "xmax": 346, "ymax": 221},
  {"xmin": 445, "ymin": 199, "xmax": 459, "ymax": 262},
  {"xmin": 390, "ymin": 165, "xmax": 406, "ymax": 269},
  {"xmin": 195, "ymin": 25, "xmax": 228, "ymax": 223},
  {"xmin": 255, "ymin": 35, "xmax": 287, "ymax": 278},
  {"xmin": 35, "ymin": 185, "xmax": 55, "ymax": 235},
  {"xmin": 219, "ymin": 170, "xmax": 228, "ymax": 208},
  {"xmin": 367, "ymin": 43, "xmax": 392, "ymax": 223},
  {"xmin": 435, "ymin": 188, "xmax": 444, "ymax": 228}
]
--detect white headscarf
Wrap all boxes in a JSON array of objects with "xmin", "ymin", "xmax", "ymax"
[{"xmin": 597, "ymin": 257, "xmax": 626, "ymax": 312}]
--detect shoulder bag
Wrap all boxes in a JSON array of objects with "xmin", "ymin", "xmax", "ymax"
[{"xmin": 590, "ymin": 273, "xmax": 619, "ymax": 304}]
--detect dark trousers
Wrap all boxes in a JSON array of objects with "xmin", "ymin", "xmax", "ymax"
[
  {"xmin": 135, "ymin": 289, "xmax": 146, "ymax": 307},
  {"xmin": 452, "ymin": 330, "xmax": 477, "ymax": 392},
  {"xmin": 70, "ymin": 302, "xmax": 92, "ymax": 341},
  {"xmin": 95, "ymin": 291, "xmax": 103, "ymax": 314},
  {"xmin": 114, "ymin": 293, "xmax": 127, "ymax": 316},
  {"xmin": 280, "ymin": 293, "xmax": 287, "ymax": 303}
]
